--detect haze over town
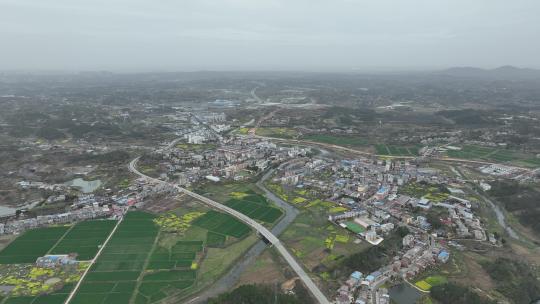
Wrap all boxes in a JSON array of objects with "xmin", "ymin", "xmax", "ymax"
[
  {"xmin": 1, "ymin": 0, "xmax": 540, "ymax": 71},
  {"xmin": 0, "ymin": 1, "xmax": 539, "ymax": 304}
]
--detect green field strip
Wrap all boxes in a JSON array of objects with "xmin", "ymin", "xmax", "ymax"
[
  {"xmin": 45, "ymin": 224, "xmax": 75, "ymax": 255},
  {"xmin": 128, "ymin": 227, "xmax": 162, "ymax": 304},
  {"xmin": 192, "ymin": 211, "xmax": 251, "ymax": 238},
  {"xmin": 0, "ymin": 226, "xmax": 70, "ymax": 264},
  {"xmin": 70, "ymin": 211, "xmax": 159, "ymax": 304},
  {"xmin": 49, "ymin": 220, "xmax": 117, "ymax": 260}
]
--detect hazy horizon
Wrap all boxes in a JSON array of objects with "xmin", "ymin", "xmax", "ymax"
[{"xmin": 1, "ymin": 0, "xmax": 540, "ymax": 72}]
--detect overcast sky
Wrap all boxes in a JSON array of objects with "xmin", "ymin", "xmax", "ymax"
[{"xmin": 1, "ymin": 0, "xmax": 539, "ymax": 72}]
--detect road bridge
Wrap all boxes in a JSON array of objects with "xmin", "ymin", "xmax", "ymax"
[{"xmin": 128, "ymin": 157, "xmax": 330, "ymax": 304}]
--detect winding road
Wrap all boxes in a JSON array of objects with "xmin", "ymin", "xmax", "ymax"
[{"xmin": 128, "ymin": 158, "xmax": 330, "ymax": 304}]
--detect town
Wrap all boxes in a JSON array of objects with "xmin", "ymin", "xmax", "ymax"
[{"xmin": 0, "ymin": 70, "xmax": 539, "ymax": 304}]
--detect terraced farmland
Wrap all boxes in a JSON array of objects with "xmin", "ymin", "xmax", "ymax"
[
  {"xmin": 71, "ymin": 211, "xmax": 159, "ymax": 304},
  {"xmin": 50, "ymin": 220, "xmax": 117, "ymax": 260}
]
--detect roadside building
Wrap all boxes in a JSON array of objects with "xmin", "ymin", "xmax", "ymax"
[
  {"xmin": 437, "ymin": 250, "xmax": 450, "ymax": 263},
  {"xmin": 36, "ymin": 254, "xmax": 78, "ymax": 268}
]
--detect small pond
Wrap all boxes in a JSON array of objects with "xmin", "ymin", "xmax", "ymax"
[{"xmin": 388, "ymin": 283, "xmax": 423, "ymax": 304}]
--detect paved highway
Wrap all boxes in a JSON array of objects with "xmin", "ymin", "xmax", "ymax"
[
  {"xmin": 183, "ymin": 165, "xmax": 301, "ymax": 303},
  {"xmin": 251, "ymin": 86, "xmax": 264, "ymax": 103},
  {"xmin": 128, "ymin": 157, "xmax": 330, "ymax": 304}
]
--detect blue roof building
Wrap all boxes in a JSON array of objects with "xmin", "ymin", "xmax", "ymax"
[
  {"xmin": 438, "ymin": 250, "xmax": 450, "ymax": 263},
  {"xmin": 351, "ymin": 271, "xmax": 363, "ymax": 280}
]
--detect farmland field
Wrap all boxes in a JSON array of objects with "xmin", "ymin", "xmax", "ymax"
[
  {"xmin": 206, "ymin": 231, "xmax": 226, "ymax": 248},
  {"xmin": 146, "ymin": 241, "xmax": 202, "ymax": 270},
  {"xmin": 2, "ymin": 205, "xmax": 256, "ymax": 304},
  {"xmin": 71, "ymin": 211, "xmax": 158, "ymax": 304},
  {"xmin": 50, "ymin": 220, "xmax": 117, "ymax": 260},
  {"xmin": 302, "ymin": 134, "xmax": 367, "ymax": 147},
  {"xmin": 192, "ymin": 211, "xmax": 251, "ymax": 239},
  {"xmin": 446, "ymin": 145, "xmax": 525, "ymax": 163},
  {"xmin": 447, "ymin": 145, "xmax": 500, "ymax": 160},
  {"xmin": 5, "ymin": 283, "xmax": 75, "ymax": 304},
  {"xmin": 375, "ymin": 144, "xmax": 419, "ymax": 156},
  {"xmin": 225, "ymin": 195, "xmax": 283, "ymax": 224},
  {"xmin": 255, "ymin": 127, "xmax": 299, "ymax": 139},
  {"xmin": 0, "ymin": 226, "xmax": 69, "ymax": 264},
  {"xmin": 415, "ymin": 275, "xmax": 448, "ymax": 291}
]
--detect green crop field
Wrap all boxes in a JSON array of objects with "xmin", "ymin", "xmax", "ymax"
[
  {"xmin": 425, "ymin": 275, "xmax": 448, "ymax": 286},
  {"xmin": 192, "ymin": 211, "xmax": 251, "ymax": 238},
  {"xmin": 142, "ymin": 270, "xmax": 196, "ymax": 282},
  {"xmin": 415, "ymin": 275, "xmax": 447, "ymax": 291},
  {"xmin": 447, "ymin": 145, "xmax": 497, "ymax": 159},
  {"xmin": 71, "ymin": 211, "xmax": 158, "ymax": 304},
  {"xmin": 254, "ymin": 127, "xmax": 299, "ymax": 139},
  {"xmin": 446, "ymin": 145, "xmax": 526, "ymax": 163},
  {"xmin": 136, "ymin": 280, "xmax": 194, "ymax": 304},
  {"xmin": 302, "ymin": 134, "xmax": 367, "ymax": 147},
  {"xmin": 50, "ymin": 220, "xmax": 117, "ymax": 260},
  {"xmin": 135, "ymin": 239, "xmax": 202, "ymax": 303},
  {"xmin": 375, "ymin": 144, "xmax": 419, "ymax": 156},
  {"xmin": 445, "ymin": 145, "xmax": 540, "ymax": 167},
  {"xmin": 71, "ymin": 211, "xmax": 213, "ymax": 304},
  {"xmin": 225, "ymin": 199, "xmax": 282, "ymax": 223},
  {"xmin": 0, "ymin": 226, "xmax": 70, "ymax": 264},
  {"xmin": 59, "ymin": 208, "xmax": 254, "ymax": 304},
  {"xmin": 206, "ymin": 231, "xmax": 226, "ymax": 247},
  {"xmin": 3, "ymin": 208, "xmax": 249, "ymax": 304},
  {"xmin": 147, "ymin": 241, "xmax": 202, "ymax": 270},
  {"xmin": 224, "ymin": 192, "xmax": 283, "ymax": 224}
]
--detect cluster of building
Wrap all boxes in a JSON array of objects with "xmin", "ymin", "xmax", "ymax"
[
  {"xmin": 277, "ymin": 157, "xmax": 452, "ymax": 242},
  {"xmin": 334, "ymin": 234, "xmax": 450, "ymax": 304},
  {"xmin": 150, "ymin": 136, "xmax": 310, "ymax": 186},
  {"xmin": 280, "ymin": 155, "xmax": 494, "ymax": 244},
  {"xmin": 270, "ymin": 155, "xmax": 495, "ymax": 304},
  {"xmin": 0, "ymin": 204, "xmax": 123, "ymax": 235},
  {"xmin": 36, "ymin": 254, "xmax": 78, "ymax": 268},
  {"xmin": 16, "ymin": 180, "xmax": 70, "ymax": 192}
]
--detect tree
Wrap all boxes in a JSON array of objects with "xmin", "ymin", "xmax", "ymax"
[
  {"xmin": 430, "ymin": 283, "xmax": 494, "ymax": 304},
  {"xmin": 207, "ymin": 284, "xmax": 308, "ymax": 304}
]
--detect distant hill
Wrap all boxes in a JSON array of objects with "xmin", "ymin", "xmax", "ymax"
[{"xmin": 438, "ymin": 66, "xmax": 540, "ymax": 80}]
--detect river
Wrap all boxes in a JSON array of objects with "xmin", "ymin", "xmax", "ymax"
[
  {"xmin": 475, "ymin": 190, "xmax": 520, "ymax": 240},
  {"xmin": 186, "ymin": 165, "xmax": 299, "ymax": 303}
]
